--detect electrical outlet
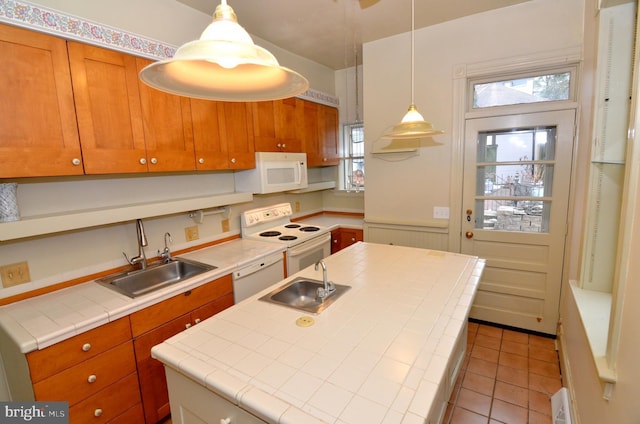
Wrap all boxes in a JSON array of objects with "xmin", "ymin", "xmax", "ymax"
[
  {"xmin": 295, "ymin": 201, "xmax": 300, "ymax": 213},
  {"xmin": 0, "ymin": 261, "xmax": 31, "ymax": 287},
  {"xmin": 185, "ymin": 225, "xmax": 199, "ymax": 241},
  {"xmin": 221, "ymin": 218, "xmax": 230, "ymax": 232},
  {"xmin": 433, "ymin": 207, "xmax": 450, "ymax": 219}
]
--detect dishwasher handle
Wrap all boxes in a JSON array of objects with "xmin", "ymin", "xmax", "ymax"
[{"xmin": 234, "ymin": 252, "xmax": 283, "ymax": 280}]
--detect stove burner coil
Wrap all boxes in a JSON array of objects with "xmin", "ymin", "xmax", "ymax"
[
  {"xmin": 284, "ymin": 224, "xmax": 301, "ymax": 228},
  {"xmin": 299, "ymin": 226, "xmax": 320, "ymax": 232},
  {"xmin": 279, "ymin": 235, "xmax": 298, "ymax": 241},
  {"xmin": 259, "ymin": 231, "xmax": 282, "ymax": 237}
]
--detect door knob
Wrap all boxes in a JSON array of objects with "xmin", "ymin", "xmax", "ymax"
[{"xmin": 465, "ymin": 231, "xmax": 474, "ymax": 239}]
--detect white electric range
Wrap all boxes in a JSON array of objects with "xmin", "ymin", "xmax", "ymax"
[{"xmin": 240, "ymin": 203, "xmax": 331, "ymax": 275}]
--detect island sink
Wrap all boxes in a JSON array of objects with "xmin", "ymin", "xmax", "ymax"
[
  {"xmin": 97, "ymin": 258, "xmax": 216, "ymax": 298},
  {"xmin": 259, "ymin": 277, "xmax": 350, "ymax": 314}
]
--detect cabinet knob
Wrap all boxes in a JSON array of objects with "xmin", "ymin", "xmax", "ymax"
[
  {"xmin": 333, "ymin": 240, "xmax": 337, "ymax": 243},
  {"xmin": 351, "ymin": 238, "xmax": 356, "ymax": 242},
  {"xmin": 139, "ymin": 158, "xmax": 147, "ymax": 165},
  {"xmin": 87, "ymin": 374, "xmax": 97, "ymax": 383},
  {"xmin": 71, "ymin": 158, "xmax": 81, "ymax": 166},
  {"xmin": 282, "ymin": 143, "xmax": 286, "ymax": 148},
  {"xmin": 94, "ymin": 409, "xmax": 103, "ymax": 417},
  {"xmin": 199, "ymin": 158, "xmax": 205, "ymax": 164},
  {"xmin": 323, "ymin": 158, "xmax": 327, "ymax": 162},
  {"xmin": 82, "ymin": 343, "xmax": 91, "ymax": 352},
  {"xmin": 194, "ymin": 318, "xmax": 201, "ymax": 324},
  {"xmin": 231, "ymin": 158, "xmax": 236, "ymax": 164},
  {"xmin": 150, "ymin": 157, "xmax": 158, "ymax": 164},
  {"xmin": 185, "ymin": 323, "xmax": 192, "ymax": 329}
]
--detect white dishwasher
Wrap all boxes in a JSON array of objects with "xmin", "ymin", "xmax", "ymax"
[{"xmin": 232, "ymin": 252, "xmax": 285, "ymax": 303}]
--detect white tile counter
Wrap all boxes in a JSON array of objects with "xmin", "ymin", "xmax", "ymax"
[
  {"xmin": 294, "ymin": 214, "xmax": 364, "ymax": 231},
  {"xmin": 0, "ymin": 239, "xmax": 285, "ymax": 353},
  {"xmin": 151, "ymin": 242, "xmax": 485, "ymax": 424}
]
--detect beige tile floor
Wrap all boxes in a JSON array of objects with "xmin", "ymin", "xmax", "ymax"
[{"xmin": 443, "ymin": 321, "xmax": 563, "ymax": 424}]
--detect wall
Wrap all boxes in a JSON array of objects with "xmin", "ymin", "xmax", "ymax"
[
  {"xmin": 362, "ymin": 0, "xmax": 584, "ymax": 227},
  {"xmin": 0, "ymin": 0, "xmax": 364, "ymax": 301},
  {"xmin": 559, "ymin": 1, "xmax": 640, "ymax": 422}
]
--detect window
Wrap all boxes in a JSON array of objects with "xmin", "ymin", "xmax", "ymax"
[
  {"xmin": 340, "ymin": 122, "xmax": 365, "ymax": 191},
  {"xmin": 471, "ymin": 70, "xmax": 572, "ymax": 109}
]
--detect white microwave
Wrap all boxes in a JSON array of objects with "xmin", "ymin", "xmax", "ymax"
[{"xmin": 234, "ymin": 152, "xmax": 308, "ymax": 194}]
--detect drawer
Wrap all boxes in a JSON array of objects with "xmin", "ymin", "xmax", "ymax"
[
  {"xmin": 130, "ymin": 274, "xmax": 233, "ymax": 336},
  {"xmin": 108, "ymin": 403, "xmax": 145, "ymax": 424},
  {"xmin": 33, "ymin": 341, "xmax": 136, "ymax": 406},
  {"xmin": 69, "ymin": 372, "xmax": 141, "ymax": 424},
  {"xmin": 27, "ymin": 317, "xmax": 132, "ymax": 383}
]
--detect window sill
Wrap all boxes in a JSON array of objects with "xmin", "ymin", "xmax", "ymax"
[{"xmin": 570, "ymin": 281, "xmax": 617, "ymax": 384}]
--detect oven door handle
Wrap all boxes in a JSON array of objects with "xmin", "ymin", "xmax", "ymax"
[{"xmin": 287, "ymin": 233, "xmax": 331, "ymax": 256}]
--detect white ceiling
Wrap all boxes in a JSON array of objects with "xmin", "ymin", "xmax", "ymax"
[{"xmin": 177, "ymin": 0, "xmax": 530, "ymax": 70}]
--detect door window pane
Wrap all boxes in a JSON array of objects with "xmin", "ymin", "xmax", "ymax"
[{"xmin": 475, "ymin": 126, "xmax": 556, "ymax": 233}]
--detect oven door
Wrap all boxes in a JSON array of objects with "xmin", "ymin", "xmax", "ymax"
[{"xmin": 286, "ymin": 232, "xmax": 331, "ymax": 276}]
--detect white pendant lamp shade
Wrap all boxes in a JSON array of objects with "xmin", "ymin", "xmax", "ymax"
[
  {"xmin": 139, "ymin": 0, "xmax": 309, "ymax": 101},
  {"xmin": 382, "ymin": 0, "xmax": 443, "ymax": 140},
  {"xmin": 382, "ymin": 103, "xmax": 444, "ymax": 139}
]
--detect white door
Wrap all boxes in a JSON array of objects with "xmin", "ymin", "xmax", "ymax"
[{"xmin": 462, "ymin": 110, "xmax": 575, "ymax": 335}]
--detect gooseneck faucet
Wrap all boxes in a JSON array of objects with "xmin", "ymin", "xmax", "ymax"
[
  {"xmin": 159, "ymin": 232, "xmax": 172, "ymax": 263},
  {"xmin": 315, "ymin": 260, "xmax": 335, "ymax": 301},
  {"xmin": 123, "ymin": 219, "xmax": 148, "ymax": 270}
]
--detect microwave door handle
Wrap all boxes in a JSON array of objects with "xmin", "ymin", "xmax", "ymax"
[{"xmin": 296, "ymin": 161, "xmax": 302, "ymax": 184}]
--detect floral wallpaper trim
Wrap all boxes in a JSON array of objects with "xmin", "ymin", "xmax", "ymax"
[
  {"xmin": 0, "ymin": 0, "xmax": 338, "ymax": 106},
  {"xmin": 0, "ymin": 0, "xmax": 176, "ymax": 59}
]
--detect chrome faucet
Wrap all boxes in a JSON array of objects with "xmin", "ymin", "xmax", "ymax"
[
  {"xmin": 315, "ymin": 260, "xmax": 335, "ymax": 301},
  {"xmin": 123, "ymin": 219, "xmax": 148, "ymax": 270},
  {"xmin": 158, "ymin": 232, "xmax": 172, "ymax": 263}
]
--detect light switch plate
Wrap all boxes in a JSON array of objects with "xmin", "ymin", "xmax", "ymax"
[{"xmin": 433, "ymin": 207, "xmax": 450, "ymax": 219}]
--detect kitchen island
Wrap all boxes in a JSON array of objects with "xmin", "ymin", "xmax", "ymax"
[{"xmin": 151, "ymin": 242, "xmax": 485, "ymax": 424}]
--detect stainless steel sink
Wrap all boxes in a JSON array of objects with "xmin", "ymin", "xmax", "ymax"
[
  {"xmin": 97, "ymin": 258, "xmax": 216, "ymax": 298},
  {"xmin": 259, "ymin": 277, "xmax": 350, "ymax": 314}
]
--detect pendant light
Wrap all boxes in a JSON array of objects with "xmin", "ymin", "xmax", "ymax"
[
  {"xmin": 381, "ymin": 0, "xmax": 443, "ymax": 139},
  {"xmin": 139, "ymin": 0, "xmax": 309, "ymax": 101}
]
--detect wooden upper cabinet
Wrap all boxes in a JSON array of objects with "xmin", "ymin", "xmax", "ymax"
[
  {"xmin": 302, "ymin": 100, "xmax": 322, "ymax": 166},
  {"xmin": 68, "ymin": 41, "xmax": 147, "ymax": 174},
  {"xmin": 136, "ymin": 58, "xmax": 195, "ymax": 172},
  {"xmin": 320, "ymin": 104, "xmax": 340, "ymax": 166},
  {"xmin": 0, "ymin": 24, "xmax": 83, "ymax": 177},
  {"xmin": 191, "ymin": 100, "xmax": 255, "ymax": 169},
  {"xmin": 252, "ymin": 98, "xmax": 303, "ymax": 152}
]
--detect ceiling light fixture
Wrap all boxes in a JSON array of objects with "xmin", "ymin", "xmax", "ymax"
[
  {"xmin": 381, "ymin": 0, "xmax": 443, "ymax": 139},
  {"xmin": 139, "ymin": 0, "xmax": 309, "ymax": 101}
]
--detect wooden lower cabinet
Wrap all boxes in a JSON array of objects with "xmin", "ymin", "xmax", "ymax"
[
  {"xmin": 331, "ymin": 228, "xmax": 363, "ymax": 254},
  {"xmin": 130, "ymin": 274, "xmax": 234, "ymax": 423},
  {"xmin": 25, "ymin": 275, "xmax": 234, "ymax": 424}
]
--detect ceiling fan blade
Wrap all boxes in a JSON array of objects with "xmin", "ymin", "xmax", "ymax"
[{"xmin": 358, "ymin": 0, "xmax": 380, "ymax": 9}]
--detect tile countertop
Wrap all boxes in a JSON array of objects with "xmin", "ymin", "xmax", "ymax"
[
  {"xmin": 151, "ymin": 242, "xmax": 485, "ymax": 424},
  {"xmin": 294, "ymin": 213, "xmax": 364, "ymax": 231},
  {"xmin": 0, "ymin": 239, "xmax": 285, "ymax": 353}
]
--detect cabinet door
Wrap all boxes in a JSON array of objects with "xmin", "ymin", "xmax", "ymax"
[
  {"xmin": 136, "ymin": 58, "xmax": 195, "ymax": 172},
  {"xmin": 252, "ymin": 101, "xmax": 278, "ymax": 151},
  {"xmin": 302, "ymin": 101, "xmax": 323, "ymax": 166},
  {"xmin": 0, "ymin": 24, "xmax": 83, "ymax": 177},
  {"xmin": 340, "ymin": 229, "xmax": 363, "ymax": 250},
  {"xmin": 275, "ymin": 97, "xmax": 303, "ymax": 152},
  {"xmin": 219, "ymin": 102, "xmax": 255, "ymax": 169},
  {"xmin": 68, "ymin": 41, "xmax": 147, "ymax": 174},
  {"xmin": 134, "ymin": 313, "xmax": 193, "ymax": 424},
  {"xmin": 191, "ymin": 99, "xmax": 226, "ymax": 169},
  {"xmin": 319, "ymin": 104, "xmax": 340, "ymax": 165}
]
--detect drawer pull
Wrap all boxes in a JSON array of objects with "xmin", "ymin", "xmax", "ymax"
[
  {"xmin": 82, "ymin": 343, "xmax": 91, "ymax": 352},
  {"xmin": 194, "ymin": 318, "xmax": 201, "ymax": 324},
  {"xmin": 87, "ymin": 374, "xmax": 97, "ymax": 384},
  {"xmin": 185, "ymin": 323, "xmax": 192, "ymax": 329},
  {"xmin": 94, "ymin": 409, "xmax": 103, "ymax": 417}
]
